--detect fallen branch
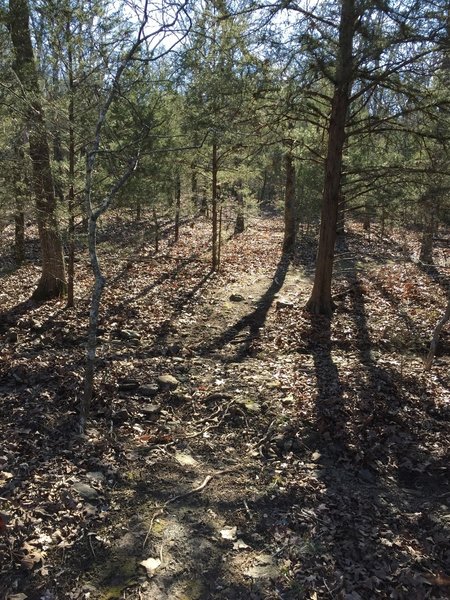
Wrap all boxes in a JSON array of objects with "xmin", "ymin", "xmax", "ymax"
[{"xmin": 142, "ymin": 466, "xmax": 243, "ymax": 549}]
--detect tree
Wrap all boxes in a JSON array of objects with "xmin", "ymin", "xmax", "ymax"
[
  {"xmin": 305, "ymin": 0, "xmax": 355, "ymax": 315},
  {"xmin": 81, "ymin": 0, "xmax": 189, "ymax": 430},
  {"xmin": 180, "ymin": 0, "xmax": 260, "ymax": 269},
  {"xmin": 8, "ymin": 0, "xmax": 67, "ymax": 301}
]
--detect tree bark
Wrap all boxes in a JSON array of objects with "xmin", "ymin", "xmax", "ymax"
[
  {"xmin": 306, "ymin": 0, "xmax": 355, "ymax": 316},
  {"xmin": 9, "ymin": 0, "xmax": 66, "ymax": 302},
  {"xmin": 424, "ymin": 292, "xmax": 450, "ymax": 370},
  {"xmin": 282, "ymin": 151, "xmax": 296, "ymax": 254},
  {"xmin": 13, "ymin": 140, "xmax": 25, "ymax": 265},
  {"xmin": 66, "ymin": 17, "xmax": 76, "ymax": 308},
  {"xmin": 174, "ymin": 173, "xmax": 181, "ymax": 243},
  {"xmin": 14, "ymin": 204, "xmax": 25, "ymax": 265},
  {"xmin": 419, "ymin": 191, "xmax": 435, "ymax": 265},
  {"xmin": 336, "ymin": 192, "xmax": 346, "ymax": 236},
  {"xmin": 212, "ymin": 140, "xmax": 219, "ymax": 271},
  {"xmin": 234, "ymin": 180, "xmax": 245, "ymax": 234}
]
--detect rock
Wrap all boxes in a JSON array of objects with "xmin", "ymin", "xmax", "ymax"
[
  {"xmin": 113, "ymin": 329, "xmax": 141, "ymax": 341},
  {"xmin": 86, "ymin": 471, "xmax": 105, "ymax": 483},
  {"xmin": 244, "ymin": 554, "xmax": 278, "ymax": 579},
  {"xmin": 230, "ymin": 293, "xmax": 245, "ymax": 302},
  {"xmin": 112, "ymin": 408, "xmax": 129, "ymax": 424},
  {"xmin": 6, "ymin": 331, "xmax": 18, "ymax": 343},
  {"xmin": 118, "ymin": 379, "xmax": 140, "ymax": 391},
  {"xmin": 276, "ymin": 298, "xmax": 294, "ymax": 309},
  {"xmin": 141, "ymin": 403, "xmax": 161, "ymax": 418},
  {"xmin": 72, "ymin": 482, "xmax": 99, "ymax": 501},
  {"xmin": 273, "ymin": 434, "xmax": 285, "ymax": 449},
  {"xmin": 139, "ymin": 384, "xmax": 159, "ymax": 398},
  {"xmin": 156, "ymin": 374, "xmax": 179, "ymax": 391},
  {"xmin": 168, "ymin": 392, "xmax": 189, "ymax": 405}
]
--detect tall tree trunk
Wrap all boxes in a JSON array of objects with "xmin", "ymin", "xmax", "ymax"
[
  {"xmin": 424, "ymin": 292, "xmax": 450, "ymax": 371},
  {"xmin": 153, "ymin": 207, "xmax": 159, "ymax": 253},
  {"xmin": 234, "ymin": 180, "xmax": 245, "ymax": 234},
  {"xmin": 13, "ymin": 140, "xmax": 25, "ymax": 265},
  {"xmin": 9, "ymin": 0, "xmax": 66, "ymax": 302},
  {"xmin": 259, "ymin": 168, "xmax": 268, "ymax": 205},
  {"xmin": 419, "ymin": 193, "xmax": 435, "ymax": 265},
  {"xmin": 336, "ymin": 192, "xmax": 346, "ymax": 236},
  {"xmin": 282, "ymin": 151, "xmax": 296, "ymax": 254},
  {"xmin": 191, "ymin": 166, "xmax": 199, "ymax": 213},
  {"xmin": 174, "ymin": 173, "xmax": 181, "ymax": 243},
  {"xmin": 14, "ymin": 202, "xmax": 25, "ymax": 265},
  {"xmin": 67, "ymin": 43, "xmax": 76, "ymax": 308},
  {"xmin": 212, "ymin": 141, "xmax": 219, "ymax": 271},
  {"xmin": 306, "ymin": 0, "xmax": 355, "ymax": 316}
]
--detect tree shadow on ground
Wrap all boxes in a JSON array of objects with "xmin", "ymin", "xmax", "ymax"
[
  {"xmin": 298, "ymin": 234, "xmax": 450, "ymax": 596},
  {"xmin": 196, "ymin": 255, "xmax": 290, "ymax": 361},
  {"xmin": 417, "ymin": 261, "xmax": 450, "ymax": 294},
  {"xmin": 0, "ymin": 299, "xmax": 38, "ymax": 333}
]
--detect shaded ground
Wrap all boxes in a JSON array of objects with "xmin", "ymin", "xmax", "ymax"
[{"xmin": 0, "ymin": 215, "xmax": 449, "ymax": 599}]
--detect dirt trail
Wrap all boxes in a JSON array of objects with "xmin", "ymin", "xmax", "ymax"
[
  {"xmin": 81, "ymin": 237, "xmax": 313, "ymax": 600},
  {"xmin": 62, "ymin": 225, "xmax": 315, "ymax": 600},
  {"xmin": 1, "ymin": 216, "xmax": 448, "ymax": 600}
]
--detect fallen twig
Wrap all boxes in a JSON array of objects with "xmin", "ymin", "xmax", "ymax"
[{"xmin": 143, "ymin": 466, "xmax": 243, "ymax": 549}]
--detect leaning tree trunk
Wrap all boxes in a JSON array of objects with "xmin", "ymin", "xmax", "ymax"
[
  {"xmin": 9, "ymin": 0, "xmax": 66, "ymax": 302},
  {"xmin": 282, "ymin": 151, "xmax": 296, "ymax": 254},
  {"xmin": 305, "ymin": 0, "xmax": 354, "ymax": 316}
]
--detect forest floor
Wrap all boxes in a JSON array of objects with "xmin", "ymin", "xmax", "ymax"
[{"xmin": 0, "ymin": 214, "xmax": 449, "ymax": 600}]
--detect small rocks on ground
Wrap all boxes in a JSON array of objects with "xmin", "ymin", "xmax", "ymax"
[
  {"xmin": 156, "ymin": 374, "xmax": 179, "ymax": 390},
  {"xmin": 139, "ymin": 384, "xmax": 160, "ymax": 397},
  {"xmin": 72, "ymin": 482, "xmax": 99, "ymax": 501}
]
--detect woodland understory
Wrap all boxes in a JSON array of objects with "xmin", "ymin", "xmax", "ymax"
[{"xmin": 0, "ymin": 214, "xmax": 449, "ymax": 600}]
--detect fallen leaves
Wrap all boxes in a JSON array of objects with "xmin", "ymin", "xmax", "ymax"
[{"xmin": 0, "ymin": 217, "xmax": 448, "ymax": 599}]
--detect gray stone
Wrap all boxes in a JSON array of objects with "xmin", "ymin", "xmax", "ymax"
[
  {"xmin": 72, "ymin": 482, "xmax": 99, "ymax": 501},
  {"xmin": 141, "ymin": 403, "xmax": 161, "ymax": 418},
  {"xmin": 139, "ymin": 384, "xmax": 159, "ymax": 397},
  {"xmin": 276, "ymin": 298, "xmax": 294, "ymax": 309},
  {"xmin": 230, "ymin": 293, "xmax": 245, "ymax": 302},
  {"xmin": 118, "ymin": 379, "xmax": 140, "ymax": 391},
  {"xmin": 156, "ymin": 374, "xmax": 179, "ymax": 391},
  {"xmin": 120, "ymin": 329, "xmax": 141, "ymax": 340},
  {"xmin": 86, "ymin": 471, "xmax": 105, "ymax": 483},
  {"xmin": 112, "ymin": 329, "xmax": 141, "ymax": 342}
]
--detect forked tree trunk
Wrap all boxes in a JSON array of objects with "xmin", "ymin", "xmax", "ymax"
[
  {"xmin": 282, "ymin": 151, "xmax": 296, "ymax": 254},
  {"xmin": 305, "ymin": 0, "xmax": 354, "ymax": 316},
  {"xmin": 9, "ymin": 0, "xmax": 66, "ymax": 302}
]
